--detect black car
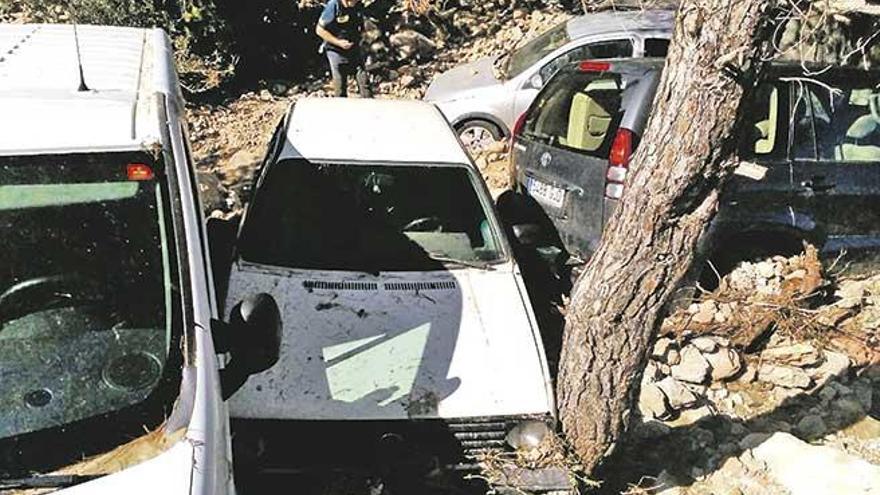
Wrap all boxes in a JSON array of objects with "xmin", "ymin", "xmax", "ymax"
[{"xmin": 509, "ymin": 58, "xmax": 880, "ymax": 284}]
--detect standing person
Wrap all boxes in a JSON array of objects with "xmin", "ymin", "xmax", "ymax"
[{"xmin": 316, "ymin": 0, "xmax": 373, "ymax": 98}]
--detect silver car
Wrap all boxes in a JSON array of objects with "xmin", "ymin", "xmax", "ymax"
[{"xmin": 424, "ymin": 9, "xmax": 674, "ymax": 152}]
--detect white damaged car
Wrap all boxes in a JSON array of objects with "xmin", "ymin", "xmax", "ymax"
[{"xmin": 222, "ymin": 98, "xmax": 568, "ymax": 493}]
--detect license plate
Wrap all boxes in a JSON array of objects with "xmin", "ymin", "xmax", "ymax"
[{"xmin": 526, "ymin": 176, "xmax": 566, "ymax": 209}]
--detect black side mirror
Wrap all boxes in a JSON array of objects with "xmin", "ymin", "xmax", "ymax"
[
  {"xmin": 512, "ymin": 223, "xmax": 544, "ymax": 247},
  {"xmin": 213, "ymin": 293, "xmax": 282, "ymax": 400}
]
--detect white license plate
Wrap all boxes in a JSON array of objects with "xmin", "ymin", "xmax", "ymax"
[{"xmin": 526, "ymin": 176, "xmax": 566, "ymax": 209}]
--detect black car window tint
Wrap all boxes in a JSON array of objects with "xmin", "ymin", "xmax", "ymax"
[
  {"xmin": 644, "ymin": 38, "xmax": 670, "ymax": 57},
  {"xmin": 790, "ymin": 82, "xmax": 821, "ymax": 160},
  {"xmin": 789, "ymin": 81, "xmax": 880, "ymax": 162},
  {"xmin": 239, "ymin": 162, "xmax": 504, "ymax": 271}
]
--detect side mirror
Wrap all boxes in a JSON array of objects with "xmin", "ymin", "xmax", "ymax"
[
  {"xmin": 512, "ymin": 223, "xmax": 544, "ymax": 247},
  {"xmin": 213, "ymin": 293, "xmax": 282, "ymax": 400}
]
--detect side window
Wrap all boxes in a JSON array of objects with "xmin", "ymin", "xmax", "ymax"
[
  {"xmin": 741, "ymin": 83, "xmax": 784, "ymax": 159},
  {"xmin": 790, "ymin": 82, "xmax": 880, "ymax": 162},
  {"xmin": 644, "ymin": 38, "xmax": 670, "ymax": 57},
  {"xmin": 539, "ymin": 39, "xmax": 634, "ymax": 83}
]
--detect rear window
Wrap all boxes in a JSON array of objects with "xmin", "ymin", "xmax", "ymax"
[
  {"xmin": 523, "ymin": 71, "xmax": 624, "ymax": 155},
  {"xmin": 239, "ymin": 160, "xmax": 505, "ymax": 272},
  {"xmin": 538, "ymin": 39, "xmax": 634, "ymax": 82}
]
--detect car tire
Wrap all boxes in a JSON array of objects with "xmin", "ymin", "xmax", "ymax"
[{"xmin": 456, "ymin": 120, "xmax": 503, "ymax": 155}]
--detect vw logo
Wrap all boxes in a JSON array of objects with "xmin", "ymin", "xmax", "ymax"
[{"xmin": 540, "ymin": 152, "xmax": 552, "ymax": 167}]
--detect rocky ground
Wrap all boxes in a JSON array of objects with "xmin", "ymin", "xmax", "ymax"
[{"xmin": 596, "ymin": 248, "xmax": 880, "ymax": 494}]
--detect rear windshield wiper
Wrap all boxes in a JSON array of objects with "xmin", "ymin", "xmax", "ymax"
[
  {"xmin": 0, "ymin": 473, "xmax": 102, "ymax": 491},
  {"xmin": 427, "ymin": 253, "xmax": 495, "ymax": 271}
]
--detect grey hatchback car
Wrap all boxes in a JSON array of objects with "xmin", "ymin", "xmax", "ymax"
[
  {"xmin": 511, "ymin": 58, "xmax": 880, "ymax": 285},
  {"xmin": 423, "ymin": 9, "xmax": 673, "ymax": 152}
]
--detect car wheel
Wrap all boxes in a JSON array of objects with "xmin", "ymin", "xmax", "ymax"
[{"xmin": 457, "ymin": 120, "xmax": 502, "ymax": 155}]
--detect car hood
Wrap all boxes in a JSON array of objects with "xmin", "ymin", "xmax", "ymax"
[
  {"xmin": 424, "ymin": 56, "xmax": 504, "ymax": 102},
  {"xmin": 226, "ymin": 263, "xmax": 553, "ymax": 421}
]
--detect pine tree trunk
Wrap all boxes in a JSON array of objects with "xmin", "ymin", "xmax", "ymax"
[{"xmin": 556, "ymin": 0, "xmax": 783, "ymax": 472}]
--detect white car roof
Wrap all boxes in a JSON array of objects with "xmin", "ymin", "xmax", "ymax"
[
  {"xmin": 280, "ymin": 97, "xmax": 472, "ymax": 165},
  {"xmin": 0, "ymin": 24, "xmax": 178, "ymax": 156}
]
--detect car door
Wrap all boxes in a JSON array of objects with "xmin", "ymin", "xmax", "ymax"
[
  {"xmin": 518, "ymin": 71, "xmax": 625, "ymax": 261},
  {"xmin": 714, "ymin": 81, "xmax": 807, "ymax": 245},
  {"xmin": 510, "ymin": 38, "xmax": 635, "ymax": 126},
  {"xmin": 784, "ymin": 74, "xmax": 880, "ymax": 258}
]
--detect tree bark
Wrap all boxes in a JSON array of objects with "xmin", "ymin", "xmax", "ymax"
[{"xmin": 556, "ymin": 0, "xmax": 784, "ymax": 472}]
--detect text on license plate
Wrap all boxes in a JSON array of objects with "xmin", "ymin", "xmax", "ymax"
[{"xmin": 526, "ymin": 176, "xmax": 566, "ymax": 209}]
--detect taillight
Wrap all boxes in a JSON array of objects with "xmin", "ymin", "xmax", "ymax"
[
  {"xmin": 605, "ymin": 128, "xmax": 634, "ymax": 199},
  {"xmin": 609, "ymin": 128, "xmax": 633, "ymax": 167}
]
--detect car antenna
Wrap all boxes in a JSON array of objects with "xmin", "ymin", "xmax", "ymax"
[{"xmin": 70, "ymin": 3, "xmax": 90, "ymax": 92}]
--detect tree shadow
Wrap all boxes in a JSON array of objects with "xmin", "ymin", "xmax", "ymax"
[{"xmin": 594, "ymin": 363, "xmax": 880, "ymax": 494}]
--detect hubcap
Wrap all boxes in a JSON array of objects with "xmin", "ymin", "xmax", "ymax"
[{"xmin": 459, "ymin": 125, "xmax": 495, "ymax": 155}]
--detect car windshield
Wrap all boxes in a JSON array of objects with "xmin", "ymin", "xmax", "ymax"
[
  {"xmin": 239, "ymin": 161, "xmax": 505, "ymax": 272},
  {"xmin": 0, "ymin": 152, "xmax": 180, "ymax": 475},
  {"xmin": 504, "ymin": 23, "xmax": 571, "ymax": 79}
]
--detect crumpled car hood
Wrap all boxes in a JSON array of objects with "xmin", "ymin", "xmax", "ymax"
[
  {"xmin": 226, "ymin": 264, "xmax": 553, "ymax": 421},
  {"xmin": 424, "ymin": 56, "xmax": 503, "ymax": 102}
]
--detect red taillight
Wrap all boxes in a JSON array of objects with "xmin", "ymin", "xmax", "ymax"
[
  {"xmin": 127, "ymin": 163, "xmax": 154, "ymax": 181},
  {"xmin": 578, "ymin": 60, "xmax": 611, "ymax": 72},
  {"xmin": 605, "ymin": 128, "xmax": 634, "ymax": 199},
  {"xmin": 609, "ymin": 128, "xmax": 634, "ymax": 167}
]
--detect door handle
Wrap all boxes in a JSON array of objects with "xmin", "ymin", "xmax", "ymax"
[{"xmin": 800, "ymin": 177, "xmax": 835, "ymax": 192}]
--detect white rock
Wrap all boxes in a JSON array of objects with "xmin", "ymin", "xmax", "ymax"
[
  {"xmin": 656, "ymin": 376, "xmax": 700, "ymax": 410},
  {"xmin": 692, "ymin": 301, "xmax": 717, "ymax": 324},
  {"xmin": 758, "ymin": 364, "xmax": 812, "ymax": 389},
  {"xmin": 652, "ymin": 337, "xmax": 677, "ymax": 362},
  {"xmin": 665, "ymin": 405, "xmax": 714, "ymax": 428},
  {"xmin": 761, "ymin": 342, "xmax": 822, "ymax": 367},
  {"xmin": 642, "ymin": 360, "xmax": 664, "ymax": 384},
  {"xmin": 671, "ymin": 346, "xmax": 712, "ymax": 384},
  {"xmin": 705, "ymin": 347, "xmax": 743, "ymax": 382},
  {"xmin": 810, "ymin": 350, "xmax": 851, "ymax": 385},
  {"xmin": 690, "ymin": 336, "xmax": 719, "ymax": 353},
  {"xmin": 755, "ymin": 261, "xmax": 776, "ymax": 279},
  {"xmin": 639, "ymin": 382, "xmax": 670, "ymax": 420},
  {"xmin": 749, "ymin": 432, "xmax": 880, "ymax": 495},
  {"xmin": 666, "ymin": 348, "xmax": 681, "ymax": 366}
]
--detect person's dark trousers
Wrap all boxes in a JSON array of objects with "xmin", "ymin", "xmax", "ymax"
[{"xmin": 326, "ymin": 49, "xmax": 372, "ymax": 98}]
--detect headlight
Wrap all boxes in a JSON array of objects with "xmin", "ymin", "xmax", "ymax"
[{"xmin": 505, "ymin": 420, "xmax": 552, "ymax": 451}]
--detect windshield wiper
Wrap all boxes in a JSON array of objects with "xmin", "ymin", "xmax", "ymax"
[
  {"xmin": 0, "ymin": 474, "xmax": 102, "ymax": 491},
  {"xmin": 427, "ymin": 253, "xmax": 495, "ymax": 271}
]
